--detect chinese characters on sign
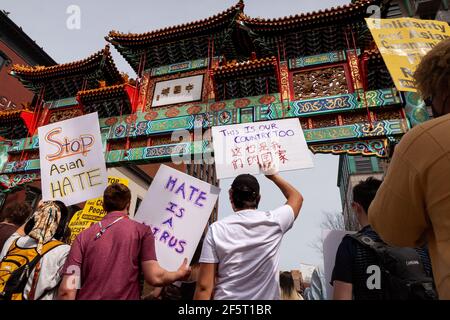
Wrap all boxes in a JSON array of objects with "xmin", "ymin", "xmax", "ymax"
[
  {"xmin": 212, "ymin": 118, "xmax": 314, "ymax": 179},
  {"xmin": 152, "ymin": 74, "xmax": 203, "ymax": 107}
]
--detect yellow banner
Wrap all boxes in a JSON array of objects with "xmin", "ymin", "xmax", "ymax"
[
  {"xmin": 365, "ymin": 17, "xmax": 450, "ymax": 92},
  {"xmin": 68, "ymin": 176, "xmax": 129, "ymax": 243}
]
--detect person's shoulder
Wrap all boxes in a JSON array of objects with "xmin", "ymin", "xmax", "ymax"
[
  {"xmin": 129, "ymin": 219, "xmax": 153, "ymax": 234},
  {"xmin": 401, "ymin": 114, "xmax": 450, "ymax": 147},
  {"xmin": 269, "ymin": 204, "xmax": 294, "ymax": 215}
]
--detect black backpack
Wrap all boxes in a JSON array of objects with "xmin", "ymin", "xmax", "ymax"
[{"xmin": 350, "ymin": 233, "xmax": 437, "ymax": 300}]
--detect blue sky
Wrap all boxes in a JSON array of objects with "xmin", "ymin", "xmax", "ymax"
[{"xmin": 1, "ymin": 0, "xmax": 350, "ymax": 269}]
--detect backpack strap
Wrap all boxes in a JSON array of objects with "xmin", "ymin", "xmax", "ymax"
[
  {"xmin": 348, "ymin": 233, "xmax": 387, "ymax": 254},
  {"xmin": 27, "ymin": 240, "xmax": 64, "ymax": 301}
]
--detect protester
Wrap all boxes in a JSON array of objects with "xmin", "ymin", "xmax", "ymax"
[
  {"xmin": 368, "ymin": 38, "xmax": 450, "ymax": 300},
  {"xmin": 0, "ymin": 202, "xmax": 32, "ymax": 251},
  {"xmin": 332, "ymin": 177, "xmax": 435, "ymax": 300},
  {"xmin": 304, "ymin": 265, "xmax": 327, "ymax": 300},
  {"xmin": 194, "ymin": 162, "xmax": 303, "ymax": 300},
  {"xmin": 280, "ymin": 271, "xmax": 303, "ymax": 300},
  {"xmin": 58, "ymin": 183, "xmax": 191, "ymax": 300},
  {"xmin": 0, "ymin": 201, "xmax": 70, "ymax": 300}
]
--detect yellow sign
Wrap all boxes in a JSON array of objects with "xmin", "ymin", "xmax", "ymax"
[
  {"xmin": 68, "ymin": 176, "xmax": 129, "ymax": 243},
  {"xmin": 366, "ymin": 18, "xmax": 450, "ymax": 92}
]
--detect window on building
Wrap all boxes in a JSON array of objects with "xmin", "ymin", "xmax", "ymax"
[{"xmin": 354, "ymin": 156, "xmax": 374, "ymax": 173}]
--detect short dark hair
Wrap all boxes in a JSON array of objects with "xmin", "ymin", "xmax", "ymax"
[
  {"xmin": 231, "ymin": 174, "xmax": 260, "ymax": 210},
  {"xmin": 103, "ymin": 183, "xmax": 131, "ymax": 212},
  {"xmin": 352, "ymin": 177, "xmax": 382, "ymax": 214},
  {"xmin": 1, "ymin": 202, "xmax": 32, "ymax": 227}
]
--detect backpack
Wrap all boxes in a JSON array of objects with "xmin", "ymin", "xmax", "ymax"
[
  {"xmin": 0, "ymin": 238, "xmax": 63, "ymax": 300},
  {"xmin": 350, "ymin": 233, "xmax": 437, "ymax": 300}
]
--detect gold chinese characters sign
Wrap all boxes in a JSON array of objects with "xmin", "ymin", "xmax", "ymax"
[{"xmin": 366, "ymin": 18, "xmax": 450, "ymax": 92}]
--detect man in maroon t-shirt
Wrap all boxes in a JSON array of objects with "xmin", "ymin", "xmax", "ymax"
[{"xmin": 58, "ymin": 183, "xmax": 190, "ymax": 300}]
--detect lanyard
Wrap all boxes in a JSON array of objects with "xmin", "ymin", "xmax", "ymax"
[{"xmin": 95, "ymin": 216, "xmax": 127, "ymax": 239}]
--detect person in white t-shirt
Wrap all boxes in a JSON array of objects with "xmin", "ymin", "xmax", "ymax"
[{"xmin": 194, "ymin": 163, "xmax": 303, "ymax": 300}]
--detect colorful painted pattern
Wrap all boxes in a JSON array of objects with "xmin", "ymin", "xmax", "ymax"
[
  {"xmin": 309, "ymin": 139, "xmax": 388, "ymax": 157},
  {"xmin": 150, "ymin": 58, "xmax": 208, "ymax": 77},
  {"xmin": 288, "ymin": 50, "xmax": 361, "ymax": 69},
  {"xmin": 0, "ymin": 173, "xmax": 40, "ymax": 190},
  {"xmin": 404, "ymin": 91, "xmax": 430, "ymax": 127},
  {"xmin": 8, "ymin": 136, "xmax": 39, "ymax": 152},
  {"xmin": 303, "ymin": 120, "xmax": 407, "ymax": 143},
  {"xmin": 2, "ymin": 159, "xmax": 40, "ymax": 173},
  {"xmin": 43, "ymin": 97, "xmax": 78, "ymax": 110}
]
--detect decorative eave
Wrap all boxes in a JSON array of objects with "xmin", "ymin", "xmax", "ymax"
[
  {"xmin": 213, "ymin": 56, "xmax": 277, "ymax": 78},
  {"xmin": 106, "ymin": 1, "xmax": 244, "ymax": 47},
  {"xmin": 0, "ymin": 110, "xmax": 29, "ymax": 140},
  {"xmin": 240, "ymin": 0, "xmax": 379, "ymax": 33},
  {"xmin": 77, "ymin": 83, "xmax": 134, "ymax": 103},
  {"xmin": 0, "ymin": 110, "xmax": 23, "ymax": 123},
  {"xmin": 10, "ymin": 45, "xmax": 122, "ymax": 89}
]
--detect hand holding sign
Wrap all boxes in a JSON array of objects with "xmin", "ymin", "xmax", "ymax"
[
  {"xmin": 177, "ymin": 258, "xmax": 192, "ymax": 281},
  {"xmin": 260, "ymin": 160, "xmax": 279, "ymax": 178},
  {"xmin": 134, "ymin": 165, "xmax": 220, "ymax": 271},
  {"xmin": 212, "ymin": 118, "xmax": 313, "ymax": 179}
]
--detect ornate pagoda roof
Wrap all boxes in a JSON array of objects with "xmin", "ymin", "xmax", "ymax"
[
  {"xmin": 240, "ymin": 0, "xmax": 379, "ymax": 33},
  {"xmin": 106, "ymin": 0, "xmax": 386, "ymax": 71},
  {"xmin": 77, "ymin": 83, "xmax": 130, "ymax": 102},
  {"xmin": 10, "ymin": 45, "xmax": 123, "ymax": 101},
  {"xmin": 106, "ymin": 1, "xmax": 244, "ymax": 47},
  {"xmin": 213, "ymin": 56, "xmax": 276, "ymax": 78},
  {"xmin": 77, "ymin": 83, "xmax": 134, "ymax": 118},
  {"xmin": 0, "ymin": 110, "xmax": 29, "ymax": 139}
]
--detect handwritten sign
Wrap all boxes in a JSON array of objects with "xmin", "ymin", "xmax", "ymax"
[
  {"xmin": 152, "ymin": 74, "xmax": 203, "ymax": 107},
  {"xmin": 68, "ymin": 176, "xmax": 129, "ymax": 244},
  {"xmin": 67, "ymin": 210, "xmax": 85, "ymax": 244},
  {"xmin": 211, "ymin": 118, "xmax": 314, "ymax": 179},
  {"xmin": 38, "ymin": 112, "xmax": 107, "ymax": 206},
  {"xmin": 366, "ymin": 17, "xmax": 450, "ymax": 92},
  {"xmin": 134, "ymin": 164, "xmax": 220, "ymax": 271}
]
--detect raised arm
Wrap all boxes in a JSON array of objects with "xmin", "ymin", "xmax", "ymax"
[
  {"xmin": 262, "ymin": 162, "xmax": 303, "ymax": 219},
  {"xmin": 141, "ymin": 258, "xmax": 191, "ymax": 287}
]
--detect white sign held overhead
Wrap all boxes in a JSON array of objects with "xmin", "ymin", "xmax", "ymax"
[
  {"xmin": 38, "ymin": 112, "xmax": 108, "ymax": 206},
  {"xmin": 211, "ymin": 118, "xmax": 314, "ymax": 180},
  {"xmin": 134, "ymin": 164, "xmax": 220, "ymax": 271}
]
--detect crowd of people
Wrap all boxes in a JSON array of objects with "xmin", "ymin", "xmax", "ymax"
[{"xmin": 0, "ymin": 37, "xmax": 449, "ymax": 301}]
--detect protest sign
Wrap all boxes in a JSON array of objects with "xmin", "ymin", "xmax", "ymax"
[
  {"xmin": 322, "ymin": 229, "xmax": 355, "ymax": 300},
  {"xmin": 366, "ymin": 17, "xmax": 450, "ymax": 92},
  {"xmin": 134, "ymin": 164, "xmax": 220, "ymax": 271},
  {"xmin": 68, "ymin": 176, "xmax": 129, "ymax": 243},
  {"xmin": 211, "ymin": 118, "xmax": 314, "ymax": 179},
  {"xmin": 38, "ymin": 112, "xmax": 107, "ymax": 206},
  {"xmin": 67, "ymin": 210, "xmax": 85, "ymax": 244}
]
